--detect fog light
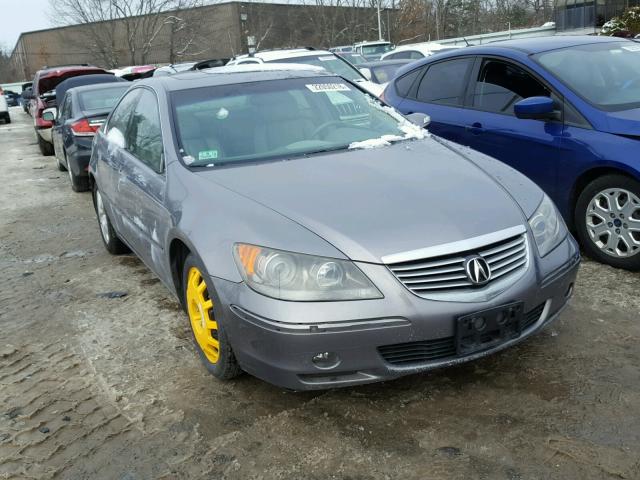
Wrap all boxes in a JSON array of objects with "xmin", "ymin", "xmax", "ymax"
[
  {"xmin": 472, "ymin": 316, "xmax": 486, "ymax": 331},
  {"xmin": 311, "ymin": 351, "xmax": 341, "ymax": 370}
]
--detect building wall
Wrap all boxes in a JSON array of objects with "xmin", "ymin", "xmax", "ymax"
[
  {"xmin": 9, "ymin": 1, "xmax": 386, "ymax": 82},
  {"xmin": 555, "ymin": 0, "xmax": 640, "ymax": 31}
]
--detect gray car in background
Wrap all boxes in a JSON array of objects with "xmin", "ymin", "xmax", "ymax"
[{"xmin": 89, "ymin": 65, "xmax": 580, "ymax": 390}]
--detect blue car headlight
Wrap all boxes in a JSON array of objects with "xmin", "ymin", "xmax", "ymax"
[
  {"xmin": 233, "ymin": 244, "xmax": 382, "ymax": 301},
  {"xmin": 528, "ymin": 194, "xmax": 567, "ymax": 257}
]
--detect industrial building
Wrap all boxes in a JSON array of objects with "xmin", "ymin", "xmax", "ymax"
[{"xmin": 9, "ymin": 1, "xmax": 387, "ymax": 81}]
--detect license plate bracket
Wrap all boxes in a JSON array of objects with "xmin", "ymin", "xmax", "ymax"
[{"xmin": 456, "ymin": 302, "xmax": 524, "ymax": 356}]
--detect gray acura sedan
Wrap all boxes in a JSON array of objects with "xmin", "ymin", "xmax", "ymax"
[{"xmin": 89, "ymin": 65, "xmax": 580, "ymax": 390}]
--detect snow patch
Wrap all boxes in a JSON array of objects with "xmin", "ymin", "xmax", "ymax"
[{"xmin": 348, "ymin": 104, "xmax": 428, "ymax": 150}]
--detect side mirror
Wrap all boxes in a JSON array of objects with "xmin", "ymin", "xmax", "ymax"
[
  {"xmin": 106, "ymin": 127, "xmax": 126, "ymax": 149},
  {"xmin": 405, "ymin": 112, "xmax": 431, "ymax": 128},
  {"xmin": 42, "ymin": 108, "xmax": 57, "ymax": 122},
  {"xmin": 514, "ymin": 96, "xmax": 557, "ymax": 121},
  {"xmin": 359, "ymin": 67, "xmax": 372, "ymax": 81}
]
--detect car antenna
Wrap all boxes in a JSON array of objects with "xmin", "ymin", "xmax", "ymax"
[{"xmin": 463, "ymin": 37, "xmax": 471, "ymax": 47}]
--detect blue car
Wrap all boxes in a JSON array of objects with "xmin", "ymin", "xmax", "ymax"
[{"xmin": 383, "ymin": 36, "xmax": 640, "ymax": 270}]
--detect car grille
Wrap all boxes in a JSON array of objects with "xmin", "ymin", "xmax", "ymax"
[
  {"xmin": 378, "ymin": 303, "xmax": 546, "ymax": 366},
  {"xmin": 378, "ymin": 337, "xmax": 456, "ymax": 366},
  {"xmin": 387, "ymin": 232, "xmax": 528, "ymax": 296}
]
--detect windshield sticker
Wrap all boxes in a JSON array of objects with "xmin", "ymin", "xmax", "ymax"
[
  {"xmin": 216, "ymin": 107, "xmax": 229, "ymax": 120},
  {"xmin": 306, "ymin": 83, "xmax": 351, "ymax": 93},
  {"xmin": 318, "ymin": 56, "xmax": 335, "ymax": 61},
  {"xmin": 183, "ymin": 155, "xmax": 195, "ymax": 165},
  {"xmin": 622, "ymin": 45, "xmax": 640, "ymax": 52},
  {"xmin": 198, "ymin": 150, "xmax": 219, "ymax": 161}
]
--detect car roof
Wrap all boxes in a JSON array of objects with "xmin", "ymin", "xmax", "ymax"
[
  {"xmin": 69, "ymin": 82, "xmax": 131, "ymax": 95},
  {"xmin": 139, "ymin": 64, "xmax": 333, "ymax": 92},
  {"xmin": 236, "ymin": 48, "xmax": 332, "ymax": 62},
  {"xmin": 463, "ymin": 35, "xmax": 623, "ymax": 54},
  {"xmin": 359, "ymin": 59, "xmax": 413, "ymax": 67}
]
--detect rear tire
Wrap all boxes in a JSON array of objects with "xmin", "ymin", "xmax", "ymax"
[
  {"xmin": 182, "ymin": 254, "xmax": 242, "ymax": 381},
  {"xmin": 37, "ymin": 133, "xmax": 54, "ymax": 156},
  {"xmin": 92, "ymin": 185, "xmax": 130, "ymax": 255},
  {"xmin": 575, "ymin": 174, "xmax": 640, "ymax": 271}
]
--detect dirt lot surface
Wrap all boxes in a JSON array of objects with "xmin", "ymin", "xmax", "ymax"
[{"xmin": 1, "ymin": 108, "xmax": 639, "ymax": 480}]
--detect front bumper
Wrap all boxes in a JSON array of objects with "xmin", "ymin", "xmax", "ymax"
[{"xmin": 212, "ymin": 236, "xmax": 580, "ymax": 390}]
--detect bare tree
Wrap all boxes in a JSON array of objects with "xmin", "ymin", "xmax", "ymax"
[{"xmin": 50, "ymin": 0, "xmax": 209, "ymax": 67}]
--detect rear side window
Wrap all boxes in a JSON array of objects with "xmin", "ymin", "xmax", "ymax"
[
  {"xmin": 387, "ymin": 51, "xmax": 412, "ymax": 60},
  {"xmin": 416, "ymin": 58, "xmax": 473, "ymax": 106},
  {"xmin": 472, "ymin": 60, "xmax": 550, "ymax": 115},
  {"xmin": 394, "ymin": 68, "xmax": 423, "ymax": 98}
]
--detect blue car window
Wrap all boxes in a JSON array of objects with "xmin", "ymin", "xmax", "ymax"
[
  {"xmin": 472, "ymin": 60, "xmax": 550, "ymax": 115},
  {"xmin": 394, "ymin": 68, "xmax": 423, "ymax": 98},
  {"xmin": 416, "ymin": 58, "xmax": 473, "ymax": 106}
]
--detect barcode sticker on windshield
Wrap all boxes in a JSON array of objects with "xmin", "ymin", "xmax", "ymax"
[
  {"xmin": 622, "ymin": 45, "xmax": 640, "ymax": 52},
  {"xmin": 318, "ymin": 56, "xmax": 335, "ymax": 61},
  {"xmin": 306, "ymin": 83, "xmax": 351, "ymax": 93}
]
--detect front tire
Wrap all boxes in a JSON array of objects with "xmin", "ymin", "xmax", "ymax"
[
  {"xmin": 575, "ymin": 174, "xmax": 640, "ymax": 270},
  {"xmin": 92, "ymin": 185, "xmax": 130, "ymax": 255},
  {"xmin": 182, "ymin": 254, "xmax": 242, "ymax": 381}
]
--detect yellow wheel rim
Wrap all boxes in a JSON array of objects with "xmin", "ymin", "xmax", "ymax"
[{"xmin": 186, "ymin": 267, "xmax": 220, "ymax": 364}]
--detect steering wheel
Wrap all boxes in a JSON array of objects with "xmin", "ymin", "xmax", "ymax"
[{"xmin": 311, "ymin": 120, "xmax": 345, "ymax": 139}]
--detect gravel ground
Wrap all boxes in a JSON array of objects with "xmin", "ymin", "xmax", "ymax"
[{"xmin": 1, "ymin": 108, "xmax": 639, "ymax": 480}]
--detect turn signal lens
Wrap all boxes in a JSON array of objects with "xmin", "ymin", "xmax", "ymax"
[{"xmin": 236, "ymin": 244, "xmax": 261, "ymax": 275}]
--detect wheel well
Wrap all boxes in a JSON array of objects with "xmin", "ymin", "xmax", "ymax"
[
  {"xmin": 571, "ymin": 167, "xmax": 635, "ymax": 218},
  {"xmin": 169, "ymin": 239, "xmax": 191, "ymax": 306},
  {"xmin": 88, "ymin": 173, "xmax": 96, "ymax": 191}
]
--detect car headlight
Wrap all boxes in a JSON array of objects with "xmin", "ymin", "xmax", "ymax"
[
  {"xmin": 233, "ymin": 244, "xmax": 382, "ymax": 301},
  {"xmin": 528, "ymin": 194, "xmax": 567, "ymax": 257}
]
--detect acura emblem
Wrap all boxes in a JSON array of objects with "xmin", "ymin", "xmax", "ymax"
[{"xmin": 464, "ymin": 256, "xmax": 491, "ymax": 285}]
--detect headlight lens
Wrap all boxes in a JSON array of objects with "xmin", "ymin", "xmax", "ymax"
[
  {"xmin": 234, "ymin": 244, "xmax": 382, "ymax": 301},
  {"xmin": 528, "ymin": 194, "xmax": 567, "ymax": 257}
]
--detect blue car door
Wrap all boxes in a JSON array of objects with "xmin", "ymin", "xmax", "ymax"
[
  {"xmin": 116, "ymin": 88, "xmax": 171, "ymax": 280},
  {"xmin": 459, "ymin": 58, "xmax": 565, "ymax": 198},
  {"xmin": 395, "ymin": 57, "xmax": 475, "ymax": 145}
]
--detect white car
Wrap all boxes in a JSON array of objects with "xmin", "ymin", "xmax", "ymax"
[
  {"xmin": 0, "ymin": 93, "xmax": 10, "ymax": 124},
  {"xmin": 353, "ymin": 41, "xmax": 394, "ymax": 60},
  {"xmin": 381, "ymin": 42, "xmax": 462, "ymax": 61},
  {"xmin": 227, "ymin": 48, "xmax": 384, "ymax": 97}
]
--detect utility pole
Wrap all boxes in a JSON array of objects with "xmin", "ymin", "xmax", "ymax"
[{"xmin": 377, "ymin": 0, "xmax": 383, "ymax": 40}]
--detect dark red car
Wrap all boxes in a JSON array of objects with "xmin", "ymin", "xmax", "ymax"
[{"xmin": 30, "ymin": 65, "xmax": 109, "ymax": 155}]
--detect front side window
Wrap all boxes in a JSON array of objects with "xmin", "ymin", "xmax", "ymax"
[
  {"xmin": 172, "ymin": 76, "xmax": 425, "ymax": 168},
  {"xmin": 535, "ymin": 41, "xmax": 640, "ymax": 111},
  {"xmin": 126, "ymin": 90, "xmax": 163, "ymax": 173},
  {"xmin": 416, "ymin": 58, "xmax": 473, "ymax": 106},
  {"xmin": 107, "ymin": 89, "xmax": 141, "ymax": 135},
  {"xmin": 472, "ymin": 60, "xmax": 550, "ymax": 115}
]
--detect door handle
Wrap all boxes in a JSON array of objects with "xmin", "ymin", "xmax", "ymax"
[{"xmin": 465, "ymin": 122, "xmax": 484, "ymax": 135}]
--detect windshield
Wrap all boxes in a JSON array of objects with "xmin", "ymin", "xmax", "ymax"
[
  {"xmin": 79, "ymin": 86, "xmax": 129, "ymax": 112},
  {"xmin": 361, "ymin": 44, "xmax": 393, "ymax": 56},
  {"xmin": 342, "ymin": 53, "xmax": 366, "ymax": 65},
  {"xmin": 171, "ymin": 76, "xmax": 425, "ymax": 167},
  {"xmin": 535, "ymin": 41, "xmax": 640, "ymax": 111},
  {"xmin": 268, "ymin": 55, "xmax": 364, "ymax": 82}
]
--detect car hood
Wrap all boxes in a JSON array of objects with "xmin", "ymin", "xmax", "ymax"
[
  {"xmin": 603, "ymin": 107, "xmax": 640, "ymax": 137},
  {"xmin": 199, "ymin": 138, "xmax": 528, "ymax": 263}
]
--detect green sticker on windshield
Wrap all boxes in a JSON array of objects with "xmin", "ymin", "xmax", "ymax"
[{"xmin": 198, "ymin": 150, "xmax": 219, "ymax": 161}]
